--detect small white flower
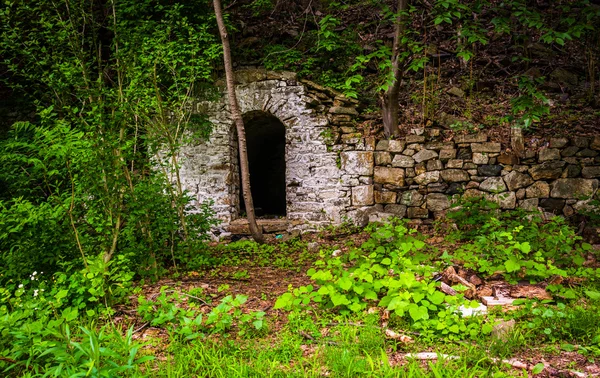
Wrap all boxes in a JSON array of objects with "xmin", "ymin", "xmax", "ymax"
[
  {"xmin": 33, "ymin": 289, "xmax": 39, "ymax": 297},
  {"xmin": 32, "ymin": 271, "xmax": 37, "ymax": 276},
  {"xmin": 18, "ymin": 284, "xmax": 23, "ymax": 288}
]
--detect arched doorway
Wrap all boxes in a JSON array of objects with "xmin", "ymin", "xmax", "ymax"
[{"xmin": 238, "ymin": 111, "xmax": 286, "ymax": 218}]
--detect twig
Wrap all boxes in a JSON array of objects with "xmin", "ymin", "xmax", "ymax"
[
  {"xmin": 299, "ymin": 331, "xmax": 339, "ymax": 346},
  {"xmin": 162, "ymin": 290, "xmax": 209, "ymax": 306},
  {"xmin": 133, "ymin": 322, "xmax": 149, "ymax": 334}
]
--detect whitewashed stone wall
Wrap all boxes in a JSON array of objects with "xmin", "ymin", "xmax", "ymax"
[{"xmin": 178, "ymin": 69, "xmax": 361, "ymax": 231}]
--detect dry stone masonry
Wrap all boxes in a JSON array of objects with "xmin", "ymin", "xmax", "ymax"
[{"xmin": 179, "ymin": 69, "xmax": 600, "ymax": 234}]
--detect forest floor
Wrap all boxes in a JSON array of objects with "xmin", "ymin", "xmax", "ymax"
[{"xmin": 115, "ymin": 219, "xmax": 600, "ymax": 377}]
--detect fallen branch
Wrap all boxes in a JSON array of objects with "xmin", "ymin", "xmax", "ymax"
[{"xmin": 298, "ymin": 331, "xmax": 339, "ymax": 346}]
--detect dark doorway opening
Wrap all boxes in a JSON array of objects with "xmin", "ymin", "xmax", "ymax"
[{"xmin": 238, "ymin": 112, "xmax": 286, "ymax": 217}]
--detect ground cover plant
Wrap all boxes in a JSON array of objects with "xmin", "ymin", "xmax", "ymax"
[{"xmin": 2, "ymin": 202, "xmax": 600, "ymax": 377}]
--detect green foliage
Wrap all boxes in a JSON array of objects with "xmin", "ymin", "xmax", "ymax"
[
  {"xmin": 137, "ymin": 289, "xmax": 265, "ymax": 340},
  {"xmin": 447, "ymin": 197, "xmax": 597, "ymax": 284},
  {"xmin": 0, "ymin": 279, "xmax": 150, "ymax": 376},
  {"xmin": 0, "ymin": 0, "xmax": 220, "ymax": 284},
  {"xmin": 276, "ymin": 220, "xmax": 489, "ymax": 340}
]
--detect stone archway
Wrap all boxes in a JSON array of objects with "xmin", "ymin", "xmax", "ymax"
[
  {"xmin": 238, "ymin": 111, "xmax": 286, "ymax": 217},
  {"xmin": 177, "ymin": 69, "xmax": 360, "ymax": 233}
]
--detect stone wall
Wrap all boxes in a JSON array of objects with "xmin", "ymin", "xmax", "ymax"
[
  {"xmin": 361, "ymin": 132, "xmax": 600, "ymax": 224},
  {"xmin": 181, "ymin": 69, "xmax": 599, "ymax": 234},
  {"xmin": 178, "ymin": 69, "xmax": 362, "ymax": 232}
]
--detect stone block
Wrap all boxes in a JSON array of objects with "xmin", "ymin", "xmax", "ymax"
[
  {"xmin": 480, "ymin": 177, "xmax": 507, "ymax": 192},
  {"xmin": 427, "ymin": 182, "xmax": 448, "ymax": 193},
  {"xmin": 549, "ymin": 138, "xmax": 569, "ymax": 148},
  {"xmin": 494, "ymin": 191, "xmax": 517, "ymax": 209},
  {"xmin": 447, "ymin": 182, "xmax": 465, "ymax": 194},
  {"xmin": 352, "ymin": 185, "xmax": 374, "ymax": 206},
  {"xmin": 376, "ymin": 140, "xmax": 389, "ymax": 151},
  {"xmin": 478, "ymin": 165, "xmax": 503, "ymax": 176},
  {"xmin": 427, "ymin": 159, "xmax": 443, "ymax": 171},
  {"xmin": 341, "ymin": 133, "xmax": 362, "ymax": 144},
  {"xmin": 550, "ymin": 178, "xmax": 599, "ymax": 199},
  {"xmin": 427, "ymin": 193, "xmax": 450, "ymax": 211},
  {"xmin": 400, "ymin": 190, "xmax": 425, "ymax": 206},
  {"xmin": 538, "ymin": 148, "xmax": 561, "ymax": 162},
  {"xmin": 414, "ymin": 171, "xmax": 440, "ymax": 185},
  {"xmin": 525, "ymin": 181, "xmax": 550, "ymax": 198},
  {"xmin": 576, "ymin": 149, "xmax": 599, "ymax": 157},
  {"xmin": 425, "ymin": 142, "xmax": 455, "ymax": 150},
  {"xmin": 519, "ymin": 198, "xmax": 539, "ymax": 211},
  {"xmin": 454, "ymin": 133, "xmax": 488, "ymax": 143},
  {"xmin": 403, "ymin": 149, "xmax": 416, "ymax": 156},
  {"xmin": 407, "ymin": 207, "xmax": 429, "ymax": 218},
  {"xmin": 374, "ymin": 166, "xmax": 405, "ymax": 186},
  {"xmin": 341, "ymin": 151, "xmax": 374, "ymax": 175},
  {"xmin": 471, "ymin": 142, "xmax": 501, "ymax": 153},
  {"xmin": 447, "ymin": 159, "xmax": 464, "ymax": 169},
  {"xmin": 392, "ymin": 155, "xmax": 415, "ymax": 168},
  {"xmin": 329, "ymin": 106, "xmax": 359, "ymax": 115},
  {"xmin": 591, "ymin": 136, "xmax": 600, "ymax": 150},
  {"xmin": 388, "ymin": 140, "xmax": 406, "ymax": 153},
  {"xmin": 540, "ymin": 198, "xmax": 566, "ymax": 213},
  {"xmin": 503, "ymin": 171, "xmax": 534, "ymax": 191},
  {"xmin": 497, "ymin": 152, "xmax": 519, "ymax": 165},
  {"xmin": 472, "ymin": 152, "xmax": 489, "ymax": 165},
  {"xmin": 374, "ymin": 190, "xmax": 397, "ymax": 204},
  {"xmin": 529, "ymin": 161, "xmax": 566, "ymax": 180},
  {"xmin": 582, "ymin": 166, "xmax": 600, "ymax": 178},
  {"xmin": 406, "ymin": 135, "xmax": 426, "ymax": 143},
  {"xmin": 561, "ymin": 146, "xmax": 579, "ymax": 157},
  {"xmin": 413, "ymin": 149, "xmax": 439, "ymax": 163},
  {"xmin": 572, "ymin": 136, "xmax": 589, "ymax": 148},
  {"xmin": 440, "ymin": 169, "xmax": 470, "ymax": 182},
  {"xmin": 374, "ymin": 152, "xmax": 392, "ymax": 165},
  {"xmin": 560, "ymin": 164, "xmax": 581, "ymax": 178},
  {"xmin": 384, "ymin": 204, "xmax": 407, "ymax": 217},
  {"xmin": 439, "ymin": 149, "xmax": 457, "ymax": 160},
  {"xmin": 368, "ymin": 212, "xmax": 396, "ymax": 223}
]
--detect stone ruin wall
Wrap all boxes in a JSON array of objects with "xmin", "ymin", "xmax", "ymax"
[
  {"xmin": 342, "ymin": 132, "xmax": 600, "ymax": 228},
  {"xmin": 178, "ymin": 69, "xmax": 360, "ymax": 232},
  {"xmin": 178, "ymin": 69, "xmax": 600, "ymax": 235}
]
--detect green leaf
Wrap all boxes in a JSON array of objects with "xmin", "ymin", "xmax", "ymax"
[
  {"xmin": 504, "ymin": 259, "xmax": 521, "ymax": 273},
  {"xmin": 55, "ymin": 289, "xmax": 69, "ymax": 300},
  {"xmin": 585, "ymin": 290, "xmax": 600, "ymax": 300},
  {"xmin": 274, "ymin": 293, "xmax": 293, "ymax": 309},
  {"xmin": 428, "ymin": 291, "xmax": 445, "ymax": 305},
  {"xmin": 338, "ymin": 277, "xmax": 353, "ymax": 291}
]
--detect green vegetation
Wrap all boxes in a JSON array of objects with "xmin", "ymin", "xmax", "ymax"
[{"xmin": 1, "ymin": 0, "xmax": 600, "ymax": 376}]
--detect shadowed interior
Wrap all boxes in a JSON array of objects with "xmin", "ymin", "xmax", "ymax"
[{"xmin": 238, "ymin": 112, "xmax": 286, "ymax": 217}]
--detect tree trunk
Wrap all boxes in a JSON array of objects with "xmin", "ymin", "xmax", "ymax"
[
  {"xmin": 213, "ymin": 0, "xmax": 265, "ymax": 244},
  {"xmin": 382, "ymin": 0, "xmax": 408, "ymax": 138}
]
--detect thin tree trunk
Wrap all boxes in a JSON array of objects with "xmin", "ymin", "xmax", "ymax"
[
  {"xmin": 213, "ymin": 0, "xmax": 265, "ymax": 244},
  {"xmin": 382, "ymin": 0, "xmax": 408, "ymax": 138}
]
